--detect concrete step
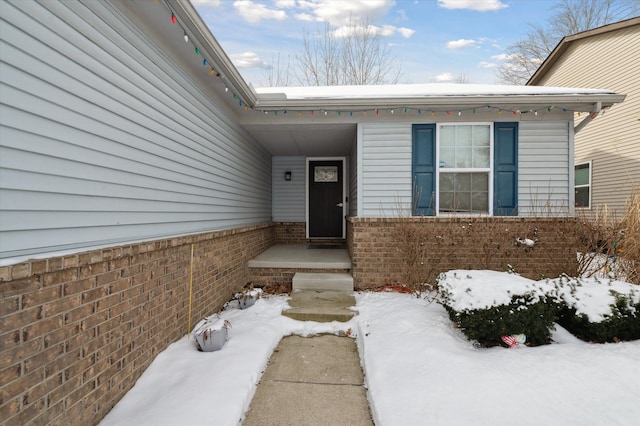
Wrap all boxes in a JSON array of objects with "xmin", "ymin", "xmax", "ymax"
[
  {"xmin": 292, "ymin": 272, "xmax": 354, "ymax": 292},
  {"xmin": 282, "ymin": 290, "xmax": 356, "ymax": 323}
]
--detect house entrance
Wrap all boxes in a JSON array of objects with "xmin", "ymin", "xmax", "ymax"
[{"xmin": 307, "ymin": 158, "xmax": 346, "ymax": 239}]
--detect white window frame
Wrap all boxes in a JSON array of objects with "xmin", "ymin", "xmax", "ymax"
[
  {"xmin": 436, "ymin": 122, "xmax": 494, "ymax": 216},
  {"xmin": 574, "ymin": 161, "xmax": 592, "ymax": 209}
]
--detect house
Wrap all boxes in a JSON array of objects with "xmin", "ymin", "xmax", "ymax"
[
  {"xmin": 527, "ymin": 17, "xmax": 640, "ymax": 218},
  {"xmin": 0, "ymin": 1, "xmax": 625, "ymax": 424}
]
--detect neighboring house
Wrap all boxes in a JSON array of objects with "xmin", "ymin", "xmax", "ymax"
[
  {"xmin": 528, "ymin": 17, "xmax": 640, "ymax": 218},
  {"xmin": 0, "ymin": 1, "xmax": 625, "ymax": 424}
]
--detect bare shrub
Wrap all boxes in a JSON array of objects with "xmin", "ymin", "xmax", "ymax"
[
  {"xmin": 573, "ymin": 205, "xmax": 622, "ymax": 278},
  {"xmin": 619, "ymin": 186, "xmax": 640, "ymax": 284},
  {"xmin": 393, "ymin": 219, "xmax": 438, "ymax": 292},
  {"xmin": 567, "ymin": 187, "xmax": 639, "ymax": 284},
  {"xmin": 390, "ymin": 192, "xmax": 445, "ymax": 293}
]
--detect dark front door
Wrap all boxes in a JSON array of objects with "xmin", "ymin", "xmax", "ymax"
[{"xmin": 308, "ymin": 160, "xmax": 344, "ymax": 238}]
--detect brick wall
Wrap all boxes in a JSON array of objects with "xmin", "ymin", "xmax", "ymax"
[
  {"xmin": 347, "ymin": 217, "xmax": 579, "ymax": 289},
  {"xmin": 0, "ymin": 224, "xmax": 274, "ymax": 425},
  {"xmin": 273, "ymin": 222, "xmax": 307, "ymax": 244}
]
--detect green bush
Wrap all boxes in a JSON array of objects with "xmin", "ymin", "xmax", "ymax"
[
  {"xmin": 443, "ymin": 293, "xmax": 557, "ymax": 347},
  {"xmin": 556, "ymin": 291, "xmax": 640, "ymax": 343},
  {"xmin": 439, "ymin": 271, "xmax": 640, "ymax": 346}
]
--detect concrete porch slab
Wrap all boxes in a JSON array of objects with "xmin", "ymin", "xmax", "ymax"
[{"xmin": 248, "ymin": 244, "xmax": 351, "ymax": 269}]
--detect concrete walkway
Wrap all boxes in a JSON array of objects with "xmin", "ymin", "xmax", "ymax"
[{"xmin": 243, "ymin": 334, "xmax": 373, "ymax": 426}]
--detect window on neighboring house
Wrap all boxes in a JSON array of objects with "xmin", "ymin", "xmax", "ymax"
[
  {"xmin": 575, "ymin": 162, "xmax": 591, "ymax": 208},
  {"xmin": 412, "ymin": 122, "xmax": 517, "ymax": 216}
]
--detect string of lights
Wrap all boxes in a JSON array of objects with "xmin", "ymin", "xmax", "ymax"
[{"xmin": 156, "ymin": 0, "xmax": 602, "ymax": 120}]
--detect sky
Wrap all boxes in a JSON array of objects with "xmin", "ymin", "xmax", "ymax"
[{"xmin": 192, "ymin": 0, "xmax": 562, "ymax": 87}]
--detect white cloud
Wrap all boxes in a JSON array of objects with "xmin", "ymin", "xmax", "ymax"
[
  {"xmin": 478, "ymin": 61, "xmax": 497, "ymax": 68},
  {"xmin": 397, "ymin": 27, "xmax": 416, "ymax": 38},
  {"xmin": 295, "ymin": 12, "xmax": 315, "ymax": 21},
  {"xmin": 230, "ymin": 51, "xmax": 270, "ymax": 68},
  {"xmin": 491, "ymin": 53, "xmax": 509, "ymax": 61},
  {"xmin": 190, "ymin": 0, "xmax": 221, "ymax": 7},
  {"xmin": 297, "ymin": 0, "xmax": 396, "ymax": 26},
  {"xmin": 330, "ymin": 23, "xmax": 415, "ymax": 39},
  {"xmin": 274, "ymin": 0, "xmax": 296, "ymax": 7},
  {"xmin": 446, "ymin": 38, "xmax": 476, "ymax": 49},
  {"xmin": 434, "ymin": 72, "xmax": 455, "ymax": 82},
  {"xmin": 233, "ymin": 0, "xmax": 287, "ymax": 23},
  {"xmin": 438, "ymin": 0, "xmax": 508, "ymax": 11}
]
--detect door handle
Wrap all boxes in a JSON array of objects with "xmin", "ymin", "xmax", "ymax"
[{"xmin": 336, "ymin": 202, "xmax": 344, "ymax": 207}]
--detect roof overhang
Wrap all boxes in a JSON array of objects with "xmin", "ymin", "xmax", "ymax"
[
  {"xmin": 255, "ymin": 91, "xmax": 625, "ymax": 113},
  {"xmin": 164, "ymin": 1, "xmax": 626, "ymax": 156},
  {"xmin": 248, "ymin": 84, "xmax": 625, "ymax": 118}
]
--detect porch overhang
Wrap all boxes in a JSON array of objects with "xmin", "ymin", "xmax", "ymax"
[{"xmin": 250, "ymin": 84, "xmax": 625, "ymax": 115}]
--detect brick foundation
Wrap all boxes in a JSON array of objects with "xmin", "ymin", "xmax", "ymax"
[
  {"xmin": 347, "ymin": 217, "xmax": 580, "ymax": 289},
  {"xmin": 273, "ymin": 222, "xmax": 307, "ymax": 244},
  {"xmin": 0, "ymin": 224, "xmax": 274, "ymax": 425}
]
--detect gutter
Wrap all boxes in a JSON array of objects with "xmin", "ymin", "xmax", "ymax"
[
  {"xmin": 574, "ymin": 101, "xmax": 602, "ymax": 134},
  {"xmin": 254, "ymin": 93, "xmax": 625, "ymax": 112}
]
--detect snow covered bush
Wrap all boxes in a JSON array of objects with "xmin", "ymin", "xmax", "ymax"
[
  {"xmin": 438, "ymin": 270, "xmax": 640, "ymax": 347},
  {"xmin": 437, "ymin": 270, "xmax": 557, "ymax": 346},
  {"xmin": 545, "ymin": 276, "xmax": 640, "ymax": 342}
]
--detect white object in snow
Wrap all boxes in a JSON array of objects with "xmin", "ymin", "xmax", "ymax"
[
  {"xmin": 193, "ymin": 317, "xmax": 230, "ymax": 352},
  {"xmin": 236, "ymin": 288, "xmax": 262, "ymax": 309}
]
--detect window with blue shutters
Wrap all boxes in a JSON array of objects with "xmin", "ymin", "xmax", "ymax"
[{"xmin": 412, "ymin": 122, "xmax": 518, "ymax": 216}]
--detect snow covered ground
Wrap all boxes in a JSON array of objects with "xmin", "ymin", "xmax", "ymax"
[{"xmin": 100, "ymin": 272, "xmax": 640, "ymax": 426}]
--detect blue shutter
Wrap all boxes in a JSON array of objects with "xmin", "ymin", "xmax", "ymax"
[
  {"xmin": 412, "ymin": 124, "xmax": 436, "ymax": 216},
  {"xmin": 494, "ymin": 122, "xmax": 518, "ymax": 216}
]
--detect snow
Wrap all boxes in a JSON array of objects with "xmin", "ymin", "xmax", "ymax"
[
  {"xmin": 438, "ymin": 269, "xmax": 555, "ymax": 311},
  {"xmin": 255, "ymin": 83, "xmax": 617, "ymax": 100},
  {"xmin": 100, "ymin": 272, "xmax": 640, "ymax": 426},
  {"xmin": 546, "ymin": 276, "xmax": 640, "ymax": 322}
]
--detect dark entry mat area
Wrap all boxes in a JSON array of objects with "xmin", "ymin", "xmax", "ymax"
[{"xmin": 307, "ymin": 244, "xmax": 346, "ymax": 250}]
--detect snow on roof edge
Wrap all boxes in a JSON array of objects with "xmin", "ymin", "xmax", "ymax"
[{"xmin": 255, "ymin": 83, "xmax": 617, "ymax": 100}]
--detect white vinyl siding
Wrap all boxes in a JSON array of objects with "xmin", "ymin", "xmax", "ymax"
[
  {"xmin": 359, "ymin": 123, "xmax": 413, "ymax": 216},
  {"xmin": 0, "ymin": 1, "xmax": 271, "ymax": 260},
  {"xmin": 272, "ymin": 157, "xmax": 305, "ymax": 222},
  {"xmin": 517, "ymin": 121, "xmax": 572, "ymax": 216},
  {"xmin": 533, "ymin": 23, "xmax": 640, "ymax": 216}
]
